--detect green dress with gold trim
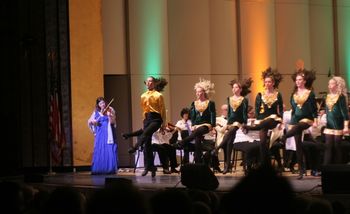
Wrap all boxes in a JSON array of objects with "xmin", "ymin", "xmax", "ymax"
[
  {"xmin": 324, "ymin": 94, "xmax": 349, "ymax": 135},
  {"xmin": 255, "ymin": 91, "xmax": 283, "ymax": 121},
  {"xmin": 290, "ymin": 90, "xmax": 317, "ymax": 125},
  {"xmin": 227, "ymin": 96, "xmax": 248, "ymax": 126},
  {"xmin": 190, "ymin": 100, "xmax": 216, "ymax": 128}
]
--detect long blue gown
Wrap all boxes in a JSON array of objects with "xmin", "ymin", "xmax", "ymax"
[{"xmin": 91, "ymin": 111, "xmax": 118, "ymax": 174}]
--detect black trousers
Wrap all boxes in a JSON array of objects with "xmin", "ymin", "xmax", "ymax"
[
  {"xmin": 172, "ymin": 130, "xmax": 196, "ymax": 164},
  {"xmin": 217, "ymin": 126, "xmax": 239, "ymax": 168},
  {"xmin": 140, "ymin": 113, "xmax": 162, "ymax": 170},
  {"xmin": 181, "ymin": 126, "xmax": 210, "ymax": 163},
  {"xmin": 152, "ymin": 143, "xmax": 178, "ymax": 169},
  {"xmin": 284, "ymin": 122, "xmax": 310, "ymax": 172},
  {"xmin": 233, "ymin": 141, "xmax": 260, "ymax": 169},
  {"xmin": 248, "ymin": 118, "xmax": 280, "ymax": 166}
]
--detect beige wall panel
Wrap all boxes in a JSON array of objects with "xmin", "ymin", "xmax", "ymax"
[
  {"xmin": 275, "ymin": 0, "xmax": 310, "ymax": 108},
  {"xmin": 102, "ymin": 0, "xmax": 126, "ymax": 74},
  {"xmin": 69, "ymin": 0, "xmax": 104, "ymax": 166},
  {"xmin": 128, "ymin": 0, "xmax": 169, "ymax": 76},
  {"xmin": 337, "ymin": 0, "xmax": 350, "ymax": 79},
  {"xmin": 275, "ymin": 0, "xmax": 311, "ymax": 74},
  {"xmin": 129, "ymin": 75, "xmax": 146, "ymax": 137},
  {"xmin": 209, "ymin": 0, "xmax": 238, "ymax": 75},
  {"xmin": 168, "ymin": 0, "xmax": 211, "ymax": 75},
  {"xmin": 167, "ymin": 0, "xmax": 213, "ymax": 123},
  {"xmin": 240, "ymin": 0, "xmax": 277, "ymax": 105},
  {"xmin": 128, "ymin": 0, "xmax": 170, "ymax": 131},
  {"xmin": 309, "ymin": 0, "xmax": 334, "ymax": 97}
]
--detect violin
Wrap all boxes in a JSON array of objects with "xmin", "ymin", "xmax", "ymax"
[
  {"xmin": 167, "ymin": 122, "xmax": 182, "ymax": 131},
  {"xmin": 89, "ymin": 98, "xmax": 115, "ymax": 130},
  {"xmin": 101, "ymin": 98, "xmax": 114, "ymax": 115}
]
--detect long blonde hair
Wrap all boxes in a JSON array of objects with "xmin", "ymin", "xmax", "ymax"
[
  {"xmin": 330, "ymin": 76, "xmax": 348, "ymax": 103},
  {"xmin": 194, "ymin": 78, "xmax": 215, "ymax": 99}
]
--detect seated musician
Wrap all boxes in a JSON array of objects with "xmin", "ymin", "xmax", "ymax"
[{"xmin": 151, "ymin": 127, "xmax": 179, "ymax": 174}]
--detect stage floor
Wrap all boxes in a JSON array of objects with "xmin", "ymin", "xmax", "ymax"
[
  {"xmin": 21, "ymin": 167, "xmax": 323, "ymax": 196},
  {"xmin": 4, "ymin": 166, "xmax": 350, "ymax": 213}
]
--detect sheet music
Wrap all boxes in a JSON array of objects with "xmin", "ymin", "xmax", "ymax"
[{"xmin": 234, "ymin": 129, "xmax": 260, "ymax": 143}]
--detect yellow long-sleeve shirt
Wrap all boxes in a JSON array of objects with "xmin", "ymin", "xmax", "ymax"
[{"xmin": 140, "ymin": 90, "xmax": 166, "ymax": 126}]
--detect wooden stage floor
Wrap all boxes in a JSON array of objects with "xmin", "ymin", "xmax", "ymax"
[
  {"xmin": 21, "ymin": 167, "xmax": 323, "ymax": 196},
  {"xmin": 4, "ymin": 166, "xmax": 350, "ymax": 213}
]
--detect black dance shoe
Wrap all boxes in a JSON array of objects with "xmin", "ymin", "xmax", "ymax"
[
  {"xmin": 222, "ymin": 168, "xmax": 232, "ymax": 175},
  {"xmin": 171, "ymin": 168, "xmax": 180, "ymax": 174},
  {"xmin": 122, "ymin": 133, "xmax": 129, "ymax": 140},
  {"xmin": 128, "ymin": 147, "xmax": 137, "ymax": 154},
  {"xmin": 151, "ymin": 167, "xmax": 157, "ymax": 177},
  {"xmin": 211, "ymin": 148, "xmax": 219, "ymax": 156},
  {"xmin": 276, "ymin": 166, "xmax": 284, "ymax": 176},
  {"xmin": 222, "ymin": 165, "xmax": 232, "ymax": 174},
  {"xmin": 213, "ymin": 166, "xmax": 223, "ymax": 173},
  {"xmin": 297, "ymin": 169, "xmax": 306, "ymax": 180},
  {"xmin": 285, "ymin": 161, "xmax": 297, "ymax": 174},
  {"xmin": 142, "ymin": 167, "xmax": 157, "ymax": 177},
  {"xmin": 172, "ymin": 141, "xmax": 184, "ymax": 149},
  {"xmin": 163, "ymin": 168, "xmax": 171, "ymax": 174},
  {"xmin": 311, "ymin": 170, "xmax": 321, "ymax": 177}
]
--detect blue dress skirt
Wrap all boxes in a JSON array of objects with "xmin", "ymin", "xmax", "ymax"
[{"xmin": 91, "ymin": 112, "xmax": 118, "ymax": 174}]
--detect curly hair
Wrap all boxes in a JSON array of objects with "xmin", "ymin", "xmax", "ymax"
[
  {"xmin": 291, "ymin": 69, "xmax": 316, "ymax": 92},
  {"xmin": 330, "ymin": 76, "xmax": 348, "ymax": 102},
  {"xmin": 261, "ymin": 67, "xmax": 283, "ymax": 89},
  {"xmin": 194, "ymin": 78, "xmax": 215, "ymax": 98},
  {"xmin": 180, "ymin": 107, "xmax": 190, "ymax": 118},
  {"xmin": 229, "ymin": 78, "xmax": 253, "ymax": 97},
  {"xmin": 147, "ymin": 76, "xmax": 168, "ymax": 92}
]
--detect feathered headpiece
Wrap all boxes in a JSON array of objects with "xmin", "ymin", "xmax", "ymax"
[{"xmin": 194, "ymin": 78, "xmax": 215, "ymax": 98}]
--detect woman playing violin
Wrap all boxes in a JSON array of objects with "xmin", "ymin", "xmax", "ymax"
[{"xmin": 88, "ymin": 97, "xmax": 118, "ymax": 175}]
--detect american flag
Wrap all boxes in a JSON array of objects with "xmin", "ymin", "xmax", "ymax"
[{"xmin": 49, "ymin": 91, "xmax": 66, "ymax": 165}]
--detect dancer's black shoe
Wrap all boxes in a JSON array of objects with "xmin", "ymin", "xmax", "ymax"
[
  {"xmin": 122, "ymin": 133, "xmax": 129, "ymax": 140},
  {"xmin": 163, "ymin": 168, "xmax": 171, "ymax": 174},
  {"xmin": 171, "ymin": 168, "xmax": 180, "ymax": 173},
  {"xmin": 213, "ymin": 166, "xmax": 223, "ymax": 173},
  {"xmin": 142, "ymin": 167, "xmax": 157, "ymax": 177},
  {"xmin": 211, "ymin": 148, "xmax": 219, "ymax": 156},
  {"xmin": 297, "ymin": 169, "xmax": 306, "ymax": 180},
  {"xmin": 172, "ymin": 141, "xmax": 184, "ymax": 149},
  {"xmin": 311, "ymin": 170, "xmax": 321, "ymax": 177},
  {"xmin": 128, "ymin": 147, "xmax": 137, "ymax": 154},
  {"xmin": 222, "ymin": 164, "xmax": 232, "ymax": 174}
]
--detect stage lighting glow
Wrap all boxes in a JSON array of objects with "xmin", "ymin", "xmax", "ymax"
[
  {"xmin": 338, "ymin": 1, "xmax": 350, "ymax": 86},
  {"xmin": 139, "ymin": 1, "xmax": 164, "ymax": 79}
]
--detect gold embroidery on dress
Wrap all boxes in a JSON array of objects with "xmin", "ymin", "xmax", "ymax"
[
  {"xmin": 195, "ymin": 100, "xmax": 209, "ymax": 113},
  {"xmin": 326, "ymin": 93, "xmax": 339, "ymax": 112},
  {"xmin": 259, "ymin": 103, "xmax": 264, "ymax": 114},
  {"xmin": 229, "ymin": 96, "xmax": 244, "ymax": 112},
  {"xmin": 261, "ymin": 91, "xmax": 278, "ymax": 108},
  {"xmin": 293, "ymin": 90, "xmax": 311, "ymax": 109}
]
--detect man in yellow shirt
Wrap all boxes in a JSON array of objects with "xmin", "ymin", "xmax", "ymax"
[{"xmin": 139, "ymin": 76, "xmax": 167, "ymax": 177}]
